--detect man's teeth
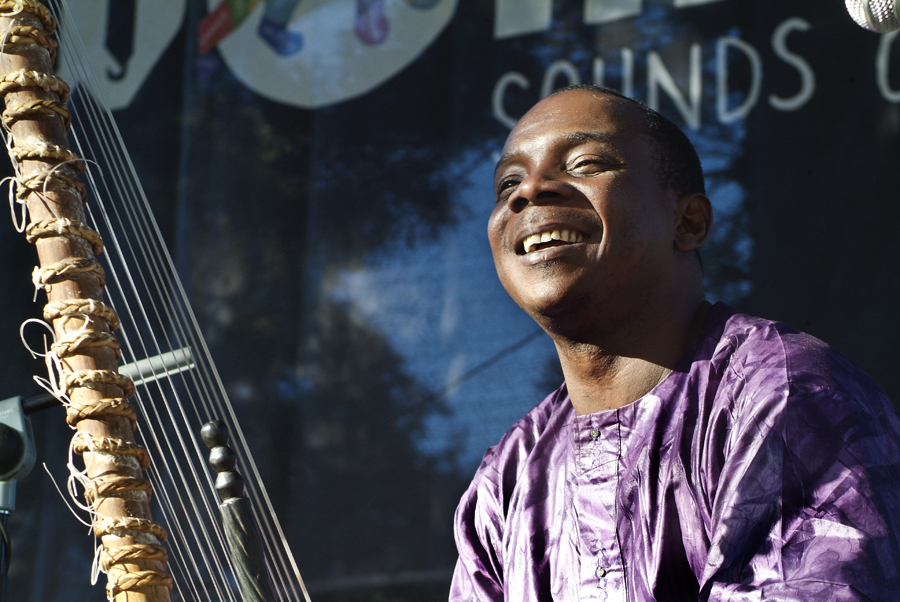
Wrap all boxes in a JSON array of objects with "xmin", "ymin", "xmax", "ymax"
[{"xmin": 523, "ymin": 229, "xmax": 584, "ymax": 253}]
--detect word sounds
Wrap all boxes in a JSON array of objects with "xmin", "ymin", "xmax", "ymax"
[
  {"xmin": 493, "ymin": 16, "xmax": 900, "ymax": 131},
  {"xmin": 493, "ymin": 16, "xmax": 816, "ymax": 130}
]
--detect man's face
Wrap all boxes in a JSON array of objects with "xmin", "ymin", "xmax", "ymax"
[{"xmin": 489, "ymin": 91, "xmax": 680, "ymax": 325}]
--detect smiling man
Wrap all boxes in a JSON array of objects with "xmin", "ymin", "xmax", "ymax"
[{"xmin": 449, "ymin": 86, "xmax": 900, "ymax": 601}]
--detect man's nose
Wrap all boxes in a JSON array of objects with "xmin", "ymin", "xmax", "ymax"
[{"xmin": 507, "ymin": 172, "xmax": 575, "ymax": 212}]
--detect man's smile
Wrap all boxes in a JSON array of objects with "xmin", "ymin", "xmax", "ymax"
[
  {"xmin": 511, "ymin": 222, "xmax": 595, "ymax": 267},
  {"xmin": 520, "ymin": 228, "xmax": 585, "ymax": 254}
]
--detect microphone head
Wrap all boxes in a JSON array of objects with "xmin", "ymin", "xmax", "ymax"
[{"xmin": 846, "ymin": 0, "xmax": 900, "ymax": 33}]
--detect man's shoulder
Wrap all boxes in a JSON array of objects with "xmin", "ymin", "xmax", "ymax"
[
  {"xmin": 474, "ymin": 384, "xmax": 571, "ymax": 481},
  {"xmin": 706, "ymin": 304, "xmax": 892, "ymax": 423}
]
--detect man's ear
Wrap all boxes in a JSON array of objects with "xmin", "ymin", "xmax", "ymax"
[{"xmin": 674, "ymin": 192, "xmax": 712, "ymax": 252}]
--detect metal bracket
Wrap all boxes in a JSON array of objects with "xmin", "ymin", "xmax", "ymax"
[{"xmin": 0, "ymin": 397, "xmax": 35, "ymax": 513}]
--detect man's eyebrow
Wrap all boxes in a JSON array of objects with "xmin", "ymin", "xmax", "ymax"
[
  {"xmin": 494, "ymin": 151, "xmax": 516, "ymax": 178},
  {"xmin": 494, "ymin": 131, "xmax": 615, "ymax": 177},
  {"xmin": 565, "ymin": 131, "xmax": 614, "ymax": 144}
]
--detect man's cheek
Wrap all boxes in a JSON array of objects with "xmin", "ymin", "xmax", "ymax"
[{"xmin": 487, "ymin": 224, "xmax": 508, "ymax": 257}]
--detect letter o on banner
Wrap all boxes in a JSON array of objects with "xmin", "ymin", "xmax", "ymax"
[{"xmin": 541, "ymin": 60, "xmax": 581, "ymax": 98}]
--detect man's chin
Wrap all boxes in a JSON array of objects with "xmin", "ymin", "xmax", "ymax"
[{"xmin": 522, "ymin": 292, "xmax": 593, "ymax": 326}]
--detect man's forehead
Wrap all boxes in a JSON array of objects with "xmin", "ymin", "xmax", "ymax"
[
  {"xmin": 497, "ymin": 91, "xmax": 649, "ymax": 169},
  {"xmin": 514, "ymin": 90, "xmax": 641, "ymax": 135}
]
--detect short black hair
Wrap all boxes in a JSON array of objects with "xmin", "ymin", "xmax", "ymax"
[{"xmin": 549, "ymin": 84, "xmax": 705, "ymax": 196}]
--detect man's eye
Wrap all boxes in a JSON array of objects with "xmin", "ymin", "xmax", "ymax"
[
  {"xmin": 567, "ymin": 158, "xmax": 605, "ymax": 173},
  {"xmin": 496, "ymin": 178, "xmax": 519, "ymax": 199}
]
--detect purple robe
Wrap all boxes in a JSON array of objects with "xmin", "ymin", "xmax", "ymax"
[{"xmin": 451, "ymin": 303, "xmax": 900, "ymax": 601}]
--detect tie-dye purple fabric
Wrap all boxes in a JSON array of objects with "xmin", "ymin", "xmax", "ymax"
[{"xmin": 451, "ymin": 303, "xmax": 900, "ymax": 601}]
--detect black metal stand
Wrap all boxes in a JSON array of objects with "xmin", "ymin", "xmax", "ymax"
[
  {"xmin": 0, "ymin": 510, "xmax": 9, "ymax": 602},
  {"xmin": 0, "ymin": 395, "xmax": 38, "ymax": 602}
]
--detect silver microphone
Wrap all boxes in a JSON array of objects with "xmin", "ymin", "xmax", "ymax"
[{"xmin": 847, "ymin": 0, "xmax": 900, "ymax": 33}]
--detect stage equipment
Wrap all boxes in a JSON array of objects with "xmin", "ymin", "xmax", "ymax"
[
  {"xmin": 0, "ymin": 1, "xmax": 312, "ymax": 600},
  {"xmin": 846, "ymin": 0, "xmax": 900, "ymax": 32}
]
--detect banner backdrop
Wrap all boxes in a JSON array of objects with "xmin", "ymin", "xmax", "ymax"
[{"xmin": 2, "ymin": 1, "xmax": 900, "ymax": 600}]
